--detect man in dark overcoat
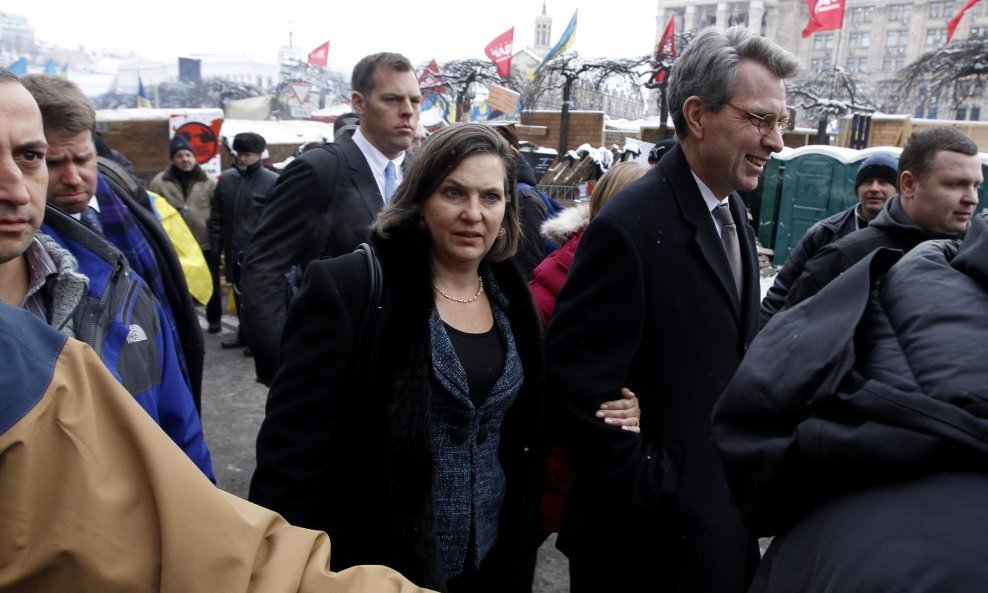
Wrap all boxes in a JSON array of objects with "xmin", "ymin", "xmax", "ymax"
[{"xmin": 544, "ymin": 26, "xmax": 799, "ymax": 593}]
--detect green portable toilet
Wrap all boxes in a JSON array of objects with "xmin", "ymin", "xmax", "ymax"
[{"xmin": 760, "ymin": 146, "xmax": 903, "ymax": 267}]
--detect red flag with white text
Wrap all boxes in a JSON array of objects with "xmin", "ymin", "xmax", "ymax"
[
  {"xmin": 308, "ymin": 41, "xmax": 330, "ymax": 68},
  {"xmin": 801, "ymin": 0, "xmax": 845, "ymax": 38},
  {"xmin": 948, "ymin": 0, "xmax": 984, "ymax": 42},
  {"xmin": 484, "ymin": 27, "xmax": 514, "ymax": 79},
  {"xmin": 653, "ymin": 16, "xmax": 676, "ymax": 83}
]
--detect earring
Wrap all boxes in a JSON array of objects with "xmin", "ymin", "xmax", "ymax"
[{"xmin": 497, "ymin": 226, "xmax": 506, "ymax": 239}]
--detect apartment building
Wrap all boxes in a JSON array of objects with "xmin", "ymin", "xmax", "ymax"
[{"xmin": 655, "ymin": 0, "xmax": 988, "ymax": 121}]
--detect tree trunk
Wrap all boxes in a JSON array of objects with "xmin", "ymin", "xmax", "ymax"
[
  {"xmin": 815, "ymin": 117, "xmax": 829, "ymax": 145},
  {"xmin": 658, "ymin": 81, "xmax": 670, "ymax": 140},
  {"xmin": 558, "ymin": 78, "xmax": 573, "ymax": 155}
]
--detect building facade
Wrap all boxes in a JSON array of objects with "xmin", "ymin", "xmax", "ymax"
[{"xmin": 654, "ymin": 0, "xmax": 988, "ymax": 123}]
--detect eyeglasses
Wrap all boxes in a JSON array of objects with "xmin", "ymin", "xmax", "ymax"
[{"xmin": 725, "ymin": 102, "xmax": 790, "ymax": 136}]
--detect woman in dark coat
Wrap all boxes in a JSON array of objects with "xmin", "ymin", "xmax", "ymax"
[
  {"xmin": 249, "ymin": 124, "xmax": 544, "ymax": 592},
  {"xmin": 714, "ymin": 213, "xmax": 988, "ymax": 592}
]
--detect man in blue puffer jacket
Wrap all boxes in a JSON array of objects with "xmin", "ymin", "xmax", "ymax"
[{"xmin": 41, "ymin": 207, "xmax": 214, "ymax": 480}]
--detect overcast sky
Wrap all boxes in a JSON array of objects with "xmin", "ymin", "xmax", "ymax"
[{"xmin": 12, "ymin": 0, "xmax": 663, "ymax": 72}]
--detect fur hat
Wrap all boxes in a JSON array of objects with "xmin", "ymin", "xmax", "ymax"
[
  {"xmin": 333, "ymin": 112, "xmax": 360, "ymax": 142},
  {"xmin": 232, "ymin": 132, "xmax": 266, "ymax": 154},
  {"xmin": 169, "ymin": 135, "xmax": 194, "ymax": 158},
  {"xmin": 855, "ymin": 153, "xmax": 899, "ymax": 190}
]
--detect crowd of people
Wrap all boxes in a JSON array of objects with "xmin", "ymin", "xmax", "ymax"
[{"xmin": 2, "ymin": 23, "xmax": 988, "ymax": 593}]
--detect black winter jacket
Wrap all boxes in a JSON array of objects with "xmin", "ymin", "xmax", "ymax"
[
  {"xmin": 208, "ymin": 162, "xmax": 277, "ymax": 281},
  {"xmin": 784, "ymin": 195, "xmax": 953, "ymax": 309},
  {"xmin": 714, "ymin": 214, "xmax": 988, "ymax": 592},
  {"xmin": 759, "ymin": 205, "xmax": 858, "ymax": 327}
]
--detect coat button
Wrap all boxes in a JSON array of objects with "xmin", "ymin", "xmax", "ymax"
[
  {"xmin": 451, "ymin": 427, "xmax": 469, "ymax": 445},
  {"xmin": 476, "ymin": 427, "xmax": 488, "ymax": 444}
]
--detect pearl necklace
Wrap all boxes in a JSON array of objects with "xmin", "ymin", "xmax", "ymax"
[{"xmin": 434, "ymin": 276, "xmax": 484, "ymax": 304}]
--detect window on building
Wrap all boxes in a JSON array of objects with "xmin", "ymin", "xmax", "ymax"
[
  {"xmin": 915, "ymin": 106, "xmax": 925, "ymax": 117},
  {"xmin": 889, "ymin": 3, "xmax": 913, "ymax": 21},
  {"xmin": 930, "ymin": 2, "xmax": 941, "ymax": 18},
  {"xmin": 972, "ymin": 107, "xmax": 982, "ymax": 120},
  {"xmin": 887, "ymin": 30, "xmax": 904, "ymax": 46},
  {"xmin": 957, "ymin": 107, "xmax": 968, "ymax": 120},
  {"xmin": 896, "ymin": 57, "xmax": 906, "ymax": 70},
  {"xmin": 926, "ymin": 28, "xmax": 946, "ymax": 45},
  {"xmin": 858, "ymin": 57, "xmax": 869, "ymax": 71},
  {"xmin": 928, "ymin": 106, "xmax": 939, "ymax": 119},
  {"xmin": 883, "ymin": 57, "xmax": 894, "ymax": 73},
  {"xmin": 945, "ymin": 2, "xmax": 956, "ymax": 18},
  {"xmin": 852, "ymin": 7, "xmax": 873, "ymax": 24},
  {"xmin": 850, "ymin": 32, "xmax": 872, "ymax": 49}
]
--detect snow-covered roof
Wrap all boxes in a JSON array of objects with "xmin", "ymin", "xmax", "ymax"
[
  {"xmin": 220, "ymin": 119, "xmax": 335, "ymax": 146},
  {"xmin": 770, "ymin": 145, "xmax": 902, "ymax": 164},
  {"xmin": 96, "ymin": 107, "xmax": 225, "ymax": 122},
  {"xmin": 310, "ymin": 104, "xmax": 354, "ymax": 117}
]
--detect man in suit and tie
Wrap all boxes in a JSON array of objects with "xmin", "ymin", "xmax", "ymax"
[
  {"xmin": 544, "ymin": 27, "xmax": 799, "ymax": 593},
  {"xmin": 239, "ymin": 52, "xmax": 421, "ymax": 384}
]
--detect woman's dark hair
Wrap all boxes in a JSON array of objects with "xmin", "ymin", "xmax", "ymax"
[{"xmin": 373, "ymin": 123, "xmax": 520, "ymax": 262}]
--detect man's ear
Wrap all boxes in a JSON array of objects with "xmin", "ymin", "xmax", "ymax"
[
  {"xmin": 683, "ymin": 96, "xmax": 705, "ymax": 139},
  {"xmin": 351, "ymin": 91, "xmax": 365, "ymax": 117},
  {"xmin": 899, "ymin": 170, "xmax": 916, "ymax": 200}
]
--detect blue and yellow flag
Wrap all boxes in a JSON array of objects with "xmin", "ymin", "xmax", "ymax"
[
  {"xmin": 536, "ymin": 10, "xmax": 577, "ymax": 72},
  {"xmin": 8, "ymin": 57, "xmax": 27, "ymax": 76},
  {"xmin": 59, "ymin": 62, "xmax": 69, "ymax": 78},
  {"xmin": 137, "ymin": 77, "xmax": 152, "ymax": 108},
  {"xmin": 44, "ymin": 60, "xmax": 59, "ymax": 76}
]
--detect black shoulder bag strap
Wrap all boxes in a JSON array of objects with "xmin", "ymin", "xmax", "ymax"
[{"xmin": 353, "ymin": 242, "xmax": 382, "ymax": 361}]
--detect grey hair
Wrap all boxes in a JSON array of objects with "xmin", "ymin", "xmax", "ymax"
[{"xmin": 667, "ymin": 26, "xmax": 799, "ymax": 139}]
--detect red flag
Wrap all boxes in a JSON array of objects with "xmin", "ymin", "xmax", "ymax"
[
  {"xmin": 948, "ymin": 0, "xmax": 984, "ymax": 42},
  {"xmin": 419, "ymin": 58, "xmax": 446, "ymax": 95},
  {"xmin": 653, "ymin": 16, "xmax": 676, "ymax": 84},
  {"xmin": 484, "ymin": 27, "xmax": 514, "ymax": 79},
  {"xmin": 307, "ymin": 41, "xmax": 329, "ymax": 68},
  {"xmin": 801, "ymin": 0, "xmax": 845, "ymax": 38}
]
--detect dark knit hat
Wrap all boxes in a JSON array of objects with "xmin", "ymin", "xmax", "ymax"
[
  {"xmin": 333, "ymin": 112, "xmax": 360, "ymax": 142},
  {"xmin": 648, "ymin": 139, "xmax": 676, "ymax": 164},
  {"xmin": 855, "ymin": 153, "xmax": 899, "ymax": 190},
  {"xmin": 232, "ymin": 132, "xmax": 266, "ymax": 154},
  {"xmin": 169, "ymin": 135, "xmax": 194, "ymax": 158}
]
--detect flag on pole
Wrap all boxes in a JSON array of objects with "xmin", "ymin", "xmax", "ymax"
[
  {"xmin": 653, "ymin": 16, "xmax": 676, "ymax": 83},
  {"xmin": 137, "ymin": 77, "xmax": 152, "ymax": 108},
  {"xmin": 536, "ymin": 10, "xmax": 577, "ymax": 71},
  {"xmin": 948, "ymin": 0, "xmax": 984, "ymax": 42},
  {"xmin": 59, "ymin": 62, "xmax": 69, "ymax": 78},
  {"xmin": 484, "ymin": 27, "xmax": 514, "ymax": 79},
  {"xmin": 419, "ymin": 58, "xmax": 446, "ymax": 111},
  {"xmin": 307, "ymin": 41, "xmax": 330, "ymax": 68},
  {"xmin": 44, "ymin": 60, "xmax": 59, "ymax": 76},
  {"xmin": 8, "ymin": 57, "xmax": 27, "ymax": 76},
  {"xmin": 801, "ymin": 0, "xmax": 845, "ymax": 38}
]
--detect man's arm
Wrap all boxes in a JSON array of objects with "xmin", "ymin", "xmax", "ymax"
[
  {"xmin": 760, "ymin": 222, "xmax": 836, "ymax": 327},
  {"xmin": 784, "ymin": 240, "xmax": 853, "ymax": 310},
  {"xmin": 239, "ymin": 155, "xmax": 328, "ymax": 384},
  {"xmin": 545, "ymin": 215, "xmax": 680, "ymax": 513},
  {"xmin": 0, "ymin": 321, "xmax": 432, "ymax": 593}
]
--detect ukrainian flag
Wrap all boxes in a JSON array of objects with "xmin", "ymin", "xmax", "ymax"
[
  {"xmin": 137, "ymin": 77, "xmax": 152, "ymax": 108},
  {"xmin": 536, "ymin": 10, "xmax": 577, "ymax": 72}
]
